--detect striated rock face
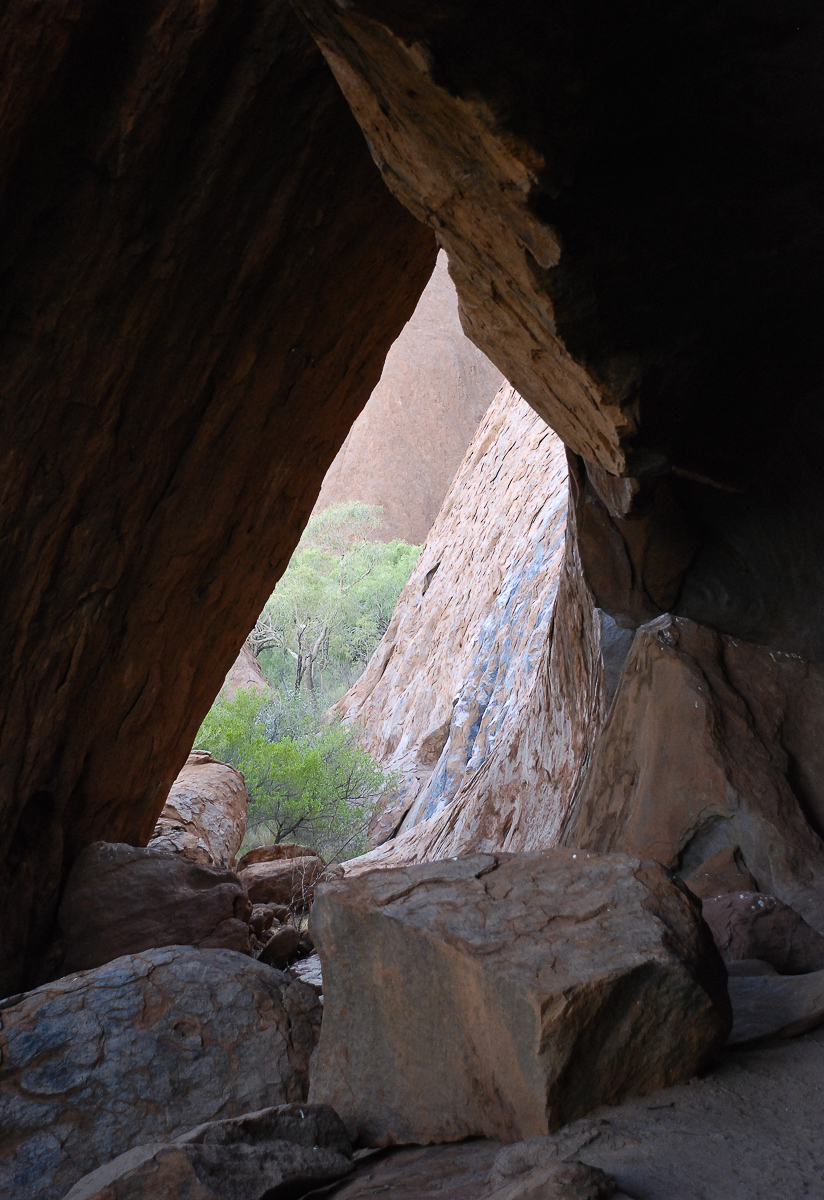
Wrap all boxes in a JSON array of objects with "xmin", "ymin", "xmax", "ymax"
[
  {"xmin": 58, "ymin": 842, "xmax": 252, "ymax": 973},
  {"xmin": 315, "ymin": 251, "xmax": 502, "ymax": 543},
  {"xmin": 149, "ymin": 751, "xmax": 247, "ymax": 869},
  {"xmin": 0, "ymin": 946, "xmax": 322, "ymax": 1200},
  {"xmin": 0, "ymin": 0, "xmax": 435, "ymax": 995},
  {"xmin": 310, "ymin": 850, "xmax": 730, "ymax": 1146},
  {"xmin": 336, "ymin": 384, "xmax": 610, "ymax": 862}
]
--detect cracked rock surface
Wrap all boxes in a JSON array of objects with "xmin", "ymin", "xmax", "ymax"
[
  {"xmin": 0, "ymin": 946, "xmax": 321, "ymax": 1200},
  {"xmin": 310, "ymin": 849, "xmax": 730, "ymax": 1145}
]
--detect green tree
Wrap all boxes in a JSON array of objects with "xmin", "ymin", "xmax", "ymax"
[
  {"xmin": 251, "ymin": 502, "xmax": 419, "ymax": 704},
  {"xmin": 196, "ymin": 687, "xmax": 393, "ymax": 861}
]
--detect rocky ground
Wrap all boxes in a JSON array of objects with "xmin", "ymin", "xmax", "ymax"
[{"xmin": 326, "ymin": 1029, "xmax": 824, "ymax": 1199}]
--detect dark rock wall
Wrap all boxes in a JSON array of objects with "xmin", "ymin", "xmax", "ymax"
[
  {"xmin": 293, "ymin": 0, "xmax": 824, "ymax": 657},
  {"xmin": 0, "ymin": 0, "xmax": 435, "ymax": 993}
]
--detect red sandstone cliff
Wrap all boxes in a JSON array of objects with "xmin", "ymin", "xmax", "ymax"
[{"xmin": 314, "ymin": 252, "xmax": 502, "ymax": 543}]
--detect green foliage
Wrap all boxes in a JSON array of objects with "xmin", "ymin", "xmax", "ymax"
[
  {"xmin": 252, "ymin": 501, "xmax": 420, "ymax": 705},
  {"xmin": 195, "ymin": 687, "xmax": 393, "ymax": 861}
]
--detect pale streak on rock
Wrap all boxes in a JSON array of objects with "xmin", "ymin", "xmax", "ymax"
[{"xmin": 336, "ymin": 385, "xmax": 609, "ymax": 869}]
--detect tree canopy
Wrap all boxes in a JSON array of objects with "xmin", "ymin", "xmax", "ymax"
[{"xmin": 251, "ymin": 501, "xmax": 420, "ymax": 705}]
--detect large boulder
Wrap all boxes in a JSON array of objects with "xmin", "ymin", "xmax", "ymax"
[
  {"xmin": 238, "ymin": 843, "xmax": 319, "ymax": 870},
  {"xmin": 148, "ymin": 752, "xmax": 248, "ymax": 869},
  {"xmin": 310, "ymin": 850, "xmax": 730, "ymax": 1146},
  {"xmin": 58, "ymin": 842, "xmax": 252, "ymax": 973},
  {"xmin": 239, "ymin": 855, "xmax": 326, "ymax": 909},
  {"xmin": 0, "ymin": 946, "xmax": 322, "ymax": 1200},
  {"xmin": 701, "ymin": 891, "xmax": 824, "ymax": 975},
  {"xmin": 65, "ymin": 1103, "xmax": 353, "ymax": 1200}
]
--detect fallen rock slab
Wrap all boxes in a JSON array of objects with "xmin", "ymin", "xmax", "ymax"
[
  {"xmin": 58, "ymin": 842, "xmax": 252, "ymax": 972},
  {"xmin": 290, "ymin": 953, "xmax": 323, "ymax": 995},
  {"xmin": 149, "ymin": 751, "xmax": 248, "ymax": 869},
  {"xmin": 310, "ymin": 850, "xmax": 730, "ymax": 1145},
  {"xmin": 65, "ymin": 1103, "xmax": 353, "ymax": 1200},
  {"xmin": 701, "ymin": 890, "xmax": 824, "ymax": 975},
  {"xmin": 0, "ymin": 946, "xmax": 322, "ymax": 1200},
  {"xmin": 239, "ymin": 854, "xmax": 325, "ymax": 908},
  {"xmin": 728, "ymin": 969, "xmax": 824, "ymax": 1044}
]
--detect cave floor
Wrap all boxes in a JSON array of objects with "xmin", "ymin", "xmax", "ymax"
[{"xmin": 319, "ymin": 1028, "xmax": 824, "ymax": 1199}]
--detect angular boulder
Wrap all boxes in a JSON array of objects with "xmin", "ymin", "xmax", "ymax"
[
  {"xmin": 149, "ymin": 752, "xmax": 248, "ymax": 869},
  {"xmin": 310, "ymin": 850, "xmax": 730, "ymax": 1146},
  {"xmin": 728, "ymin": 969, "xmax": 824, "ymax": 1044},
  {"xmin": 58, "ymin": 842, "xmax": 252, "ymax": 972},
  {"xmin": 701, "ymin": 891, "xmax": 824, "ymax": 975},
  {"xmin": 239, "ymin": 855, "xmax": 325, "ymax": 908},
  {"xmin": 65, "ymin": 1103, "xmax": 353, "ymax": 1200},
  {"xmin": 0, "ymin": 946, "xmax": 322, "ymax": 1200}
]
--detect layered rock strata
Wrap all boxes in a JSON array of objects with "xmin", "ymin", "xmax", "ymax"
[
  {"xmin": 148, "ymin": 751, "xmax": 248, "ymax": 869},
  {"xmin": 0, "ymin": 946, "xmax": 322, "ymax": 1200},
  {"xmin": 337, "ymin": 384, "xmax": 610, "ymax": 860},
  {"xmin": 58, "ymin": 842, "xmax": 252, "ymax": 973},
  {"xmin": 310, "ymin": 850, "xmax": 730, "ymax": 1146},
  {"xmin": 315, "ymin": 251, "xmax": 503, "ymax": 543},
  {"xmin": 0, "ymin": 0, "xmax": 435, "ymax": 994}
]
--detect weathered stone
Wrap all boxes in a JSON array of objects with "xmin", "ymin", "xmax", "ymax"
[
  {"xmin": 221, "ymin": 644, "xmax": 270, "ymax": 702},
  {"xmin": 259, "ymin": 925, "xmax": 301, "ymax": 969},
  {"xmin": 58, "ymin": 842, "xmax": 252, "ymax": 973},
  {"xmin": 0, "ymin": 0, "xmax": 436, "ymax": 996},
  {"xmin": 487, "ymin": 1161, "xmax": 616, "ymax": 1200},
  {"xmin": 250, "ymin": 904, "xmax": 279, "ymax": 936},
  {"xmin": 239, "ymin": 855, "xmax": 325, "ymax": 908},
  {"xmin": 683, "ymin": 846, "xmax": 758, "ymax": 901},
  {"xmin": 561, "ymin": 615, "xmax": 824, "ymax": 928},
  {"xmin": 728, "ymin": 970, "xmax": 824, "ymax": 1045},
  {"xmin": 238, "ymin": 843, "xmax": 319, "ymax": 870},
  {"xmin": 315, "ymin": 251, "xmax": 502, "ymax": 543},
  {"xmin": 148, "ymin": 752, "xmax": 247, "ymax": 870},
  {"xmin": 0, "ymin": 946, "xmax": 322, "ymax": 1200},
  {"xmin": 702, "ymin": 891, "xmax": 824, "ymax": 976},
  {"xmin": 310, "ymin": 850, "xmax": 730, "ymax": 1146},
  {"xmin": 337, "ymin": 386, "xmax": 609, "ymax": 868},
  {"xmin": 65, "ymin": 1103, "xmax": 353, "ymax": 1200}
]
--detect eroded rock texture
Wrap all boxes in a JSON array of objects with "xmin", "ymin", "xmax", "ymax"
[
  {"xmin": 149, "ymin": 751, "xmax": 248, "ymax": 869},
  {"xmin": 294, "ymin": 0, "xmax": 824, "ymax": 657},
  {"xmin": 58, "ymin": 842, "xmax": 252, "ymax": 973},
  {"xmin": 315, "ymin": 250, "xmax": 502, "ymax": 542},
  {"xmin": 310, "ymin": 851, "xmax": 729, "ymax": 1146},
  {"xmin": 0, "ymin": 946, "xmax": 322, "ymax": 1200},
  {"xmin": 560, "ymin": 615, "xmax": 824, "ymax": 927},
  {"xmin": 337, "ymin": 384, "xmax": 611, "ymax": 863},
  {"xmin": 0, "ymin": 0, "xmax": 435, "ymax": 993}
]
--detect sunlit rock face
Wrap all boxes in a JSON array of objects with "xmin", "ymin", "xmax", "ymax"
[
  {"xmin": 315, "ymin": 251, "xmax": 503, "ymax": 543},
  {"xmin": 0, "ymin": 0, "xmax": 435, "ymax": 993},
  {"xmin": 336, "ymin": 385, "xmax": 612, "ymax": 863}
]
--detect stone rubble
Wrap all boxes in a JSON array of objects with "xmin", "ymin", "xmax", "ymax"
[{"xmin": 0, "ymin": 946, "xmax": 322, "ymax": 1200}]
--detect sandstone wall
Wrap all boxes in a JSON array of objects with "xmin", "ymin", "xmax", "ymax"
[
  {"xmin": 314, "ymin": 251, "xmax": 502, "ymax": 543},
  {"xmin": 0, "ymin": 0, "xmax": 435, "ymax": 994},
  {"xmin": 336, "ymin": 384, "xmax": 610, "ymax": 861}
]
